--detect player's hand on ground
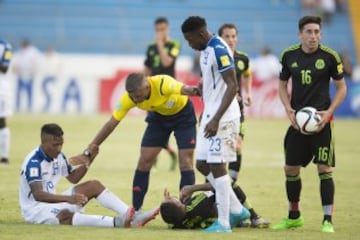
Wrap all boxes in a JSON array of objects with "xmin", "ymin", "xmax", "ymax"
[{"xmin": 180, "ymin": 185, "xmax": 193, "ymax": 203}]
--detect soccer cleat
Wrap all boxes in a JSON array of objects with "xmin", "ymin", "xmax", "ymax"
[
  {"xmin": 0, "ymin": 158, "xmax": 9, "ymax": 164},
  {"xmin": 271, "ymin": 216, "xmax": 304, "ymax": 230},
  {"xmin": 236, "ymin": 219, "xmax": 251, "ymax": 228},
  {"xmin": 321, "ymin": 220, "xmax": 334, "ymax": 233},
  {"xmin": 229, "ymin": 207, "xmax": 250, "ymax": 227},
  {"xmin": 250, "ymin": 216, "xmax": 270, "ymax": 228},
  {"xmin": 202, "ymin": 220, "xmax": 232, "ymax": 233},
  {"xmin": 114, "ymin": 206, "xmax": 135, "ymax": 228},
  {"xmin": 131, "ymin": 207, "xmax": 160, "ymax": 227}
]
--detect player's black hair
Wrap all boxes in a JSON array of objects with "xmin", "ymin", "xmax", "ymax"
[
  {"xmin": 160, "ymin": 202, "xmax": 185, "ymax": 225},
  {"xmin": 218, "ymin": 23, "xmax": 238, "ymax": 36},
  {"xmin": 125, "ymin": 72, "xmax": 145, "ymax": 92},
  {"xmin": 181, "ymin": 16, "xmax": 206, "ymax": 33},
  {"xmin": 298, "ymin": 15, "xmax": 322, "ymax": 31},
  {"xmin": 41, "ymin": 123, "xmax": 63, "ymax": 137},
  {"xmin": 154, "ymin": 16, "xmax": 168, "ymax": 25}
]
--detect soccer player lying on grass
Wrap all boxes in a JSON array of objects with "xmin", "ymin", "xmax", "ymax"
[
  {"xmin": 19, "ymin": 123, "xmax": 156, "ymax": 228},
  {"xmin": 160, "ymin": 181, "xmax": 267, "ymax": 229}
]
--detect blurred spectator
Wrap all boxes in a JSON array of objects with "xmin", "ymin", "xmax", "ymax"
[
  {"xmin": 319, "ymin": 0, "xmax": 336, "ymax": 23},
  {"xmin": 251, "ymin": 47, "xmax": 281, "ymax": 83},
  {"xmin": 12, "ymin": 39, "xmax": 43, "ymax": 112},
  {"xmin": 339, "ymin": 50, "xmax": 353, "ymax": 80},
  {"xmin": 353, "ymin": 64, "xmax": 360, "ymax": 83},
  {"xmin": 40, "ymin": 46, "xmax": 62, "ymax": 76},
  {"xmin": 335, "ymin": 0, "xmax": 348, "ymax": 13},
  {"xmin": 301, "ymin": 0, "xmax": 336, "ymax": 24}
]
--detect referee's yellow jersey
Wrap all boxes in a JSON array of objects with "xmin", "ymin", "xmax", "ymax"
[{"xmin": 112, "ymin": 74, "xmax": 189, "ymax": 121}]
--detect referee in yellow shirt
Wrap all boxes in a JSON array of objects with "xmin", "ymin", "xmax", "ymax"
[{"xmin": 71, "ymin": 72, "xmax": 200, "ymax": 226}]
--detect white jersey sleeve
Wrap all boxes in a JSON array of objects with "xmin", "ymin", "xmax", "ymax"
[{"xmin": 200, "ymin": 35, "xmax": 240, "ymax": 125}]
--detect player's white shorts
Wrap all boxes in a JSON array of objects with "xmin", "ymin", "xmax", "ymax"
[
  {"xmin": 21, "ymin": 187, "xmax": 84, "ymax": 224},
  {"xmin": 196, "ymin": 118, "xmax": 239, "ymax": 163}
]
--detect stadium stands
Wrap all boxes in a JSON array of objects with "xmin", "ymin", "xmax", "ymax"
[{"xmin": 0, "ymin": 0, "xmax": 355, "ymax": 61}]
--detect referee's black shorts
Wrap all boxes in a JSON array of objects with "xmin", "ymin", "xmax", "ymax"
[{"xmin": 141, "ymin": 100, "xmax": 197, "ymax": 149}]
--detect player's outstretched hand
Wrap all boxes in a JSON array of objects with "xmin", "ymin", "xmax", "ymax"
[
  {"xmin": 69, "ymin": 144, "xmax": 99, "ymax": 167},
  {"xmin": 68, "ymin": 154, "xmax": 90, "ymax": 167}
]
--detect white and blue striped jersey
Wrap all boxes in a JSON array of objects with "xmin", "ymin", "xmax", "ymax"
[
  {"xmin": 19, "ymin": 147, "xmax": 72, "ymax": 211},
  {"xmin": 199, "ymin": 35, "xmax": 240, "ymax": 125}
]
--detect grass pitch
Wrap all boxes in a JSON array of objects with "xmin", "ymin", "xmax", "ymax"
[{"xmin": 0, "ymin": 114, "xmax": 359, "ymax": 240}]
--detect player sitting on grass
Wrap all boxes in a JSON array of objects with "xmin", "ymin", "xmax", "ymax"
[
  {"xmin": 160, "ymin": 182, "xmax": 252, "ymax": 229},
  {"xmin": 19, "ymin": 123, "xmax": 158, "ymax": 228}
]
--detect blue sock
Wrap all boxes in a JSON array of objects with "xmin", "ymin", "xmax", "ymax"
[
  {"xmin": 180, "ymin": 170, "xmax": 195, "ymax": 189},
  {"xmin": 132, "ymin": 170, "xmax": 150, "ymax": 211}
]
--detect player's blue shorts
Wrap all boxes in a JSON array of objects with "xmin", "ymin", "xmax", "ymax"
[{"xmin": 141, "ymin": 100, "xmax": 197, "ymax": 149}]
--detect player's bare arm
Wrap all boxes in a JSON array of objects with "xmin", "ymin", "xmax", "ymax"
[
  {"xmin": 204, "ymin": 69, "xmax": 237, "ymax": 138},
  {"xmin": 243, "ymin": 74, "xmax": 253, "ymax": 106},
  {"xmin": 181, "ymin": 85, "xmax": 201, "ymax": 96},
  {"xmin": 66, "ymin": 164, "xmax": 89, "ymax": 184},
  {"xmin": 180, "ymin": 183, "xmax": 212, "ymax": 202},
  {"xmin": 29, "ymin": 181, "xmax": 87, "ymax": 205},
  {"xmin": 69, "ymin": 116, "xmax": 120, "ymax": 166},
  {"xmin": 318, "ymin": 78, "xmax": 347, "ymax": 127},
  {"xmin": 278, "ymin": 80, "xmax": 298, "ymax": 130}
]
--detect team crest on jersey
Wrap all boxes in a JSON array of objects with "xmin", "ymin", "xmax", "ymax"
[
  {"xmin": 30, "ymin": 167, "xmax": 39, "ymax": 177},
  {"xmin": 220, "ymin": 55, "xmax": 230, "ymax": 67},
  {"xmin": 237, "ymin": 60, "xmax": 245, "ymax": 71},
  {"xmin": 202, "ymin": 51, "xmax": 209, "ymax": 65},
  {"xmin": 337, "ymin": 63, "xmax": 344, "ymax": 74},
  {"xmin": 170, "ymin": 48, "xmax": 179, "ymax": 57},
  {"xmin": 165, "ymin": 99, "xmax": 175, "ymax": 108},
  {"xmin": 315, "ymin": 59, "xmax": 325, "ymax": 70}
]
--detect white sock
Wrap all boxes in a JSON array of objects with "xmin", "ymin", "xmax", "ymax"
[
  {"xmin": 72, "ymin": 213, "xmax": 114, "ymax": 227},
  {"xmin": 228, "ymin": 175, "xmax": 243, "ymax": 214},
  {"xmin": 209, "ymin": 173, "xmax": 243, "ymax": 214},
  {"xmin": 96, "ymin": 188, "xmax": 129, "ymax": 215},
  {"xmin": 206, "ymin": 172, "xmax": 215, "ymax": 187},
  {"xmin": 0, "ymin": 127, "xmax": 10, "ymax": 158},
  {"xmin": 214, "ymin": 175, "xmax": 231, "ymax": 228}
]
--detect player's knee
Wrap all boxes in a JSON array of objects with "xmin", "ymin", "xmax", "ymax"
[
  {"xmin": 86, "ymin": 179, "xmax": 105, "ymax": 192},
  {"xmin": 284, "ymin": 165, "xmax": 300, "ymax": 176},
  {"xmin": 178, "ymin": 158, "xmax": 193, "ymax": 171},
  {"xmin": 317, "ymin": 164, "xmax": 333, "ymax": 174},
  {"xmin": 196, "ymin": 161, "xmax": 209, "ymax": 175},
  {"xmin": 57, "ymin": 209, "xmax": 74, "ymax": 225}
]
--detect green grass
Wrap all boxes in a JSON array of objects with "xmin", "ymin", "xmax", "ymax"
[{"xmin": 0, "ymin": 114, "xmax": 359, "ymax": 240}]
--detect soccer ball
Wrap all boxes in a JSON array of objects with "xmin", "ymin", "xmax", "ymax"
[{"xmin": 295, "ymin": 106, "xmax": 321, "ymax": 135}]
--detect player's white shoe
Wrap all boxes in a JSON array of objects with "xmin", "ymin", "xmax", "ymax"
[
  {"xmin": 114, "ymin": 206, "xmax": 135, "ymax": 228},
  {"xmin": 131, "ymin": 207, "xmax": 160, "ymax": 227}
]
